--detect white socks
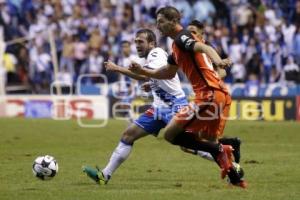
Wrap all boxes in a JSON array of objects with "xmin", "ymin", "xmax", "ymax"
[
  {"xmin": 197, "ymin": 150, "xmax": 214, "ymax": 161},
  {"xmin": 102, "ymin": 141, "xmax": 132, "ymax": 179}
]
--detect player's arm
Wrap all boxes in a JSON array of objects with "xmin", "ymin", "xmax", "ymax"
[
  {"xmin": 214, "ymin": 65, "xmax": 227, "ymax": 78},
  {"xmin": 193, "ymin": 42, "xmax": 231, "ymax": 68},
  {"xmin": 129, "ymin": 61, "xmax": 179, "ymax": 79},
  {"xmin": 175, "ymin": 31, "xmax": 232, "ymax": 68},
  {"xmin": 104, "ymin": 60, "xmax": 149, "ymax": 81}
]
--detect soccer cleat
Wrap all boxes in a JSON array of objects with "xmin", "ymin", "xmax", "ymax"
[
  {"xmin": 227, "ymin": 163, "xmax": 247, "ymax": 189},
  {"xmin": 82, "ymin": 166, "xmax": 109, "ymax": 185},
  {"xmin": 217, "ymin": 145, "xmax": 234, "ymax": 179}
]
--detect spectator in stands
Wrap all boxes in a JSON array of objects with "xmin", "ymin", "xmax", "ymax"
[
  {"xmin": 244, "ymin": 73, "xmax": 259, "ymax": 97},
  {"xmin": 29, "ymin": 46, "xmax": 52, "ymax": 94},
  {"xmin": 193, "ymin": 0, "xmax": 216, "ymax": 25},
  {"xmin": 173, "ymin": 0, "xmax": 193, "ymax": 26},
  {"xmin": 281, "ymin": 19, "xmax": 296, "ymax": 55},
  {"xmin": 1, "ymin": 0, "xmax": 300, "ymax": 93},
  {"xmin": 292, "ymin": 0, "xmax": 300, "ymax": 27},
  {"xmin": 293, "ymin": 26, "xmax": 300, "ymax": 65},
  {"xmin": 0, "ymin": 0, "xmax": 14, "ymax": 40},
  {"xmin": 261, "ymin": 41, "xmax": 274, "ymax": 83},
  {"xmin": 246, "ymin": 53, "xmax": 263, "ymax": 80},
  {"xmin": 269, "ymin": 66, "xmax": 281, "ymax": 83},
  {"xmin": 3, "ymin": 52, "xmax": 18, "ymax": 84},
  {"xmin": 80, "ymin": 48, "xmax": 105, "ymax": 84},
  {"xmin": 231, "ymin": 59, "xmax": 246, "ymax": 83},
  {"xmin": 73, "ymin": 34, "xmax": 88, "ymax": 81},
  {"xmin": 60, "ymin": 34, "xmax": 74, "ymax": 78},
  {"xmin": 88, "ymin": 28, "xmax": 103, "ymax": 51},
  {"xmin": 16, "ymin": 46, "xmax": 29, "ymax": 85},
  {"xmin": 228, "ymin": 37, "xmax": 244, "ymax": 63},
  {"xmin": 244, "ymin": 38, "xmax": 258, "ymax": 63},
  {"xmin": 282, "ymin": 55, "xmax": 300, "ymax": 84}
]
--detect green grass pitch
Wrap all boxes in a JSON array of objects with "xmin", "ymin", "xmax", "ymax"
[{"xmin": 0, "ymin": 118, "xmax": 300, "ymax": 200}]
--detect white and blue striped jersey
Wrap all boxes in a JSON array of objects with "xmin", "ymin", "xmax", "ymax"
[{"xmin": 144, "ymin": 47, "xmax": 187, "ymax": 108}]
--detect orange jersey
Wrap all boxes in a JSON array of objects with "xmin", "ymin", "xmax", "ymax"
[{"xmin": 168, "ymin": 30, "xmax": 228, "ymax": 103}]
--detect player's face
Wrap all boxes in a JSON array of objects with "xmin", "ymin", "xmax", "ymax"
[
  {"xmin": 121, "ymin": 43, "xmax": 131, "ymax": 57},
  {"xmin": 156, "ymin": 14, "xmax": 175, "ymax": 36},
  {"xmin": 187, "ymin": 25, "xmax": 203, "ymax": 39},
  {"xmin": 134, "ymin": 33, "xmax": 152, "ymax": 58}
]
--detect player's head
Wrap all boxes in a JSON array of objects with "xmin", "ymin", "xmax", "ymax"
[
  {"xmin": 156, "ymin": 6, "xmax": 181, "ymax": 36},
  {"xmin": 134, "ymin": 29, "xmax": 156, "ymax": 58},
  {"xmin": 121, "ymin": 40, "xmax": 131, "ymax": 57},
  {"xmin": 187, "ymin": 20, "xmax": 204, "ymax": 39}
]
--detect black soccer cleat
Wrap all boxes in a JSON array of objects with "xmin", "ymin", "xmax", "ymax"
[{"xmin": 227, "ymin": 162, "xmax": 247, "ymax": 189}]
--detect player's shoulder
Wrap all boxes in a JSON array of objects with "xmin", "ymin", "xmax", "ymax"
[
  {"xmin": 175, "ymin": 29, "xmax": 193, "ymax": 41},
  {"xmin": 174, "ymin": 29, "xmax": 196, "ymax": 50},
  {"xmin": 147, "ymin": 47, "xmax": 168, "ymax": 60}
]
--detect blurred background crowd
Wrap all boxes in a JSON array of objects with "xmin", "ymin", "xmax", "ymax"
[{"xmin": 0, "ymin": 0, "xmax": 300, "ymax": 94}]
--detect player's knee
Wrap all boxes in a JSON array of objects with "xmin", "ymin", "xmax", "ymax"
[{"xmin": 121, "ymin": 131, "xmax": 137, "ymax": 144}]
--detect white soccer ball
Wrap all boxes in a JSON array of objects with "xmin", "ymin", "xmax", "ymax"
[{"xmin": 32, "ymin": 155, "xmax": 58, "ymax": 180}]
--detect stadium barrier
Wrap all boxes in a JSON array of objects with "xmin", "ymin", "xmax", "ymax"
[
  {"xmin": 0, "ymin": 95, "xmax": 299, "ymax": 121},
  {"xmin": 0, "ymin": 95, "xmax": 108, "ymax": 120},
  {"xmin": 109, "ymin": 96, "xmax": 298, "ymax": 121}
]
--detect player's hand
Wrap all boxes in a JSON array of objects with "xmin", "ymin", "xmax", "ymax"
[
  {"xmin": 104, "ymin": 60, "xmax": 119, "ymax": 72},
  {"xmin": 218, "ymin": 58, "xmax": 232, "ymax": 68},
  {"xmin": 140, "ymin": 82, "xmax": 151, "ymax": 92},
  {"xmin": 129, "ymin": 61, "xmax": 144, "ymax": 74}
]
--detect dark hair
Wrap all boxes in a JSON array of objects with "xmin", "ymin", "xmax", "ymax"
[
  {"xmin": 136, "ymin": 29, "xmax": 157, "ymax": 46},
  {"xmin": 188, "ymin": 20, "xmax": 204, "ymax": 30},
  {"xmin": 156, "ymin": 6, "xmax": 181, "ymax": 23},
  {"xmin": 121, "ymin": 40, "xmax": 131, "ymax": 45}
]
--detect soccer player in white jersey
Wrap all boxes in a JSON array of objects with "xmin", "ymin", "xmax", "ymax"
[{"xmin": 82, "ymin": 29, "xmax": 188, "ymax": 184}]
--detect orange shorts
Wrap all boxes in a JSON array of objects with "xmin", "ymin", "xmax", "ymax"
[{"xmin": 174, "ymin": 89, "xmax": 231, "ymax": 140}]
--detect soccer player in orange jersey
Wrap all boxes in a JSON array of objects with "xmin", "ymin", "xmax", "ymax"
[
  {"xmin": 129, "ymin": 6, "xmax": 247, "ymax": 188},
  {"xmin": 180, "ymin": 19, "xmax": 242, "ymax": 165}
]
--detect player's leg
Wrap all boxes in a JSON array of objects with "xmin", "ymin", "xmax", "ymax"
[
  {"xmin": 83, "ymin": 109, "xmax": 166, "ymax": 184},
  {"xmin": 164, "ymin": 117, "xmax": 231, "ymax": 172},
  {"xmin": 216, "ymin": 93, "xmax": 247, "ymax": 188},
  {"xmin": 192, "ymin": 92, "xmax": 246, "ymax": 188},
  {"xmin": 163, "ymin": 94, "xmax": 235, "ymax": 178},
  {"xmin": 219, "ymin": 137, "xmax": 241, "ymax": 163},
  {"xmin": 83, "ymin": 124, "xmax": 148, "ymax": 184},
  {"xmin": 100, "ymin": 123, "xmax": 149, "ymax": 181},
  {"xmin": 180, "ymin": 146, "xmax": 214, "ymax": 161},
  {"xmin": 180, "ymin": 137, "xmax": 241, "ymax": 162}
]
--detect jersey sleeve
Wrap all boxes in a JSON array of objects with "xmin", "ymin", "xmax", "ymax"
[
  {"xmin": 174, "ymin": 30, "xmax": 196, "ymax": 52},
  {"xmin": 146, "ymin": 48, "xmax": 168, "ymax": 69}
]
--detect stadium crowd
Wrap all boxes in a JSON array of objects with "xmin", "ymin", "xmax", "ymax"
[{"xmin": 0, "ymin": 0, "xmax": 300, "ymax": 94}]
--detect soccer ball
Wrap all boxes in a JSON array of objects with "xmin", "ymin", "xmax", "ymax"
[{"xmin": 32, "ymin": 155, "xmax": 58, "ymax": 180}]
